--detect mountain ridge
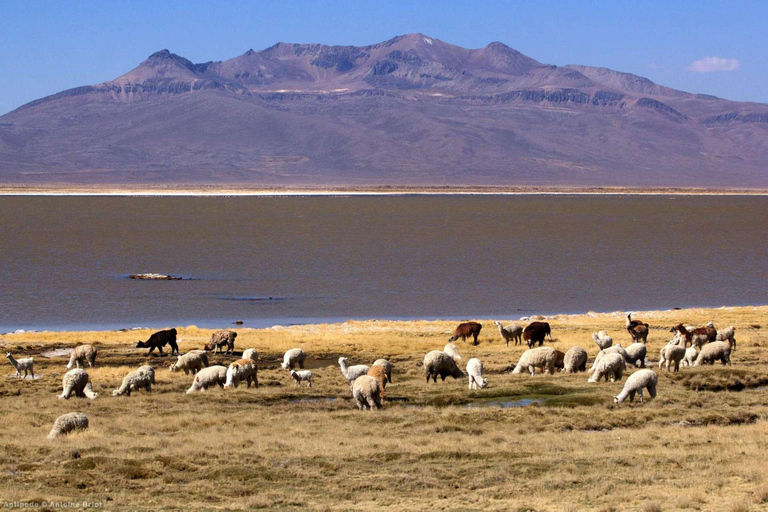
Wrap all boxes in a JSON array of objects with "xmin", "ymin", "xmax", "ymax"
[{"xmin": 1, "ymin": 34, "xmax": 767, "ymax": 187}]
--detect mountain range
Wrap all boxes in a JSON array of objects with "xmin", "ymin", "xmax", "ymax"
[{"xmin": 1, "ymin": 33, "xmax": 767, "ymax": 187}]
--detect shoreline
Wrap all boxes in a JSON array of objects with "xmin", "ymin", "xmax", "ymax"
[
  {"xmin": 3, "ymin": 304, "xmax": 764, "ymax": 336},
  {"xmin": 1, "ymin": 184, "xmax": 768, "ymax": 196}
]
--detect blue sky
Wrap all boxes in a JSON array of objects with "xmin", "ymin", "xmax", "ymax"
[{"xmin": 1, "ymin": 0, "xmax": 765, "ymax": 115}]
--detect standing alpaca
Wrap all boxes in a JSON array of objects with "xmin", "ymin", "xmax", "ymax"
[
  {"xmin": 338, "ymin": 357, "xmax": 369, "ymax": 387},
  {"xmin": 522, "ymin": 322, "xmax": 552, "ymax": 348},
  {"xmin": 626, "ymin": 313, "xmax": 649, "ymax": 343},
  {"xmin": 6, "ymin": 352, "xmax": 34, "ymax": 378},
  {"xmin": 671, "ymin": 323, "xmax": 716, "ymax": 349},
  {"xmin": 494, "ymin": 321, "xmax": 523, "ymax": 347},
  {"xmin": 658, "ymin": 342, "xmax": 686, "ymax": 372}
]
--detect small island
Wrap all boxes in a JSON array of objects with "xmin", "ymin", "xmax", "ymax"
[{"xmin": 129, "ymin": 273, "xmax": 183, "ymax": 280}]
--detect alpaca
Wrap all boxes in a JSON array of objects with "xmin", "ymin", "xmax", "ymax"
[
  {"xmin": 626, "ymin": 313, "xmax": 649, "ymax": 343},
  {"xmin": 338, "ymin": 357, "xmax": 369, "ymax": 387},
  {"xmin": 66, "ymin": 345, "xmax": 97, "ymax": 369},
  {"xmin": 494, "ymin": 321, "xmax": 523, "ymax": 347},
  {"xmin": 6, "ymin": 352, "xmax": 34, "ymax": 378},
  {"xmin": 671, "ymin": 323, "xmax": 716, "ymax": 349},
  {"xmin": 290, "ymin": 370, "xmax": 313, "ymax": 387}
]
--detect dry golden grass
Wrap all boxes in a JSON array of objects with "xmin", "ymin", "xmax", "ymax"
[{"xmin": 1, "ymin": 305, "xmax": 767, "ymax": 510}]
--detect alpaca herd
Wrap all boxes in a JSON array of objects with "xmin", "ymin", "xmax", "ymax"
[{"xmin": 4, "ymin": 314, "xmax": 746, "ymax": 438}]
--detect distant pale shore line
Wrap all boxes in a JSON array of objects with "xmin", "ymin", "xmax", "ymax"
[
  {"xmin": 3, "ymin": 304, "xmax": 765, "ymax": 335},
  {"xmin": 1, "ymin": 185, "xmax": 768, "ymax": 196}
]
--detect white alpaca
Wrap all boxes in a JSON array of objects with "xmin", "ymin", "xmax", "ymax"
[
  {"xmin": 169, "ymin": 351, "xmax": 209, "ymax": 375},
  {"xmin": 443, "ymin": 342, "xmax": 462, "ymax": 362},
  {"xmin": 186, "ymin": 366, "xmax": 227, "ymax": 393},
  {"xmin": 113, "ymin": 365, "xmax": 155, "ymax": 396},
  {"xmin": 694, "ymin": 341, "xmax": 732, "ymax": 366},
  {"xmin": 281, "ymin": 348, "xmax": 306, "ymax": 370},
  {"xmin": 6, "ymin": 352, "xmax": 34, "ymax": 378},
  {"xmin": 66, "ymin": 345, "xmax": 97, "ymax": 369},
  {"xmin": 588, "ymin": 344, "xmax": 628, "ymax": 373},
  {"xmin": 224, "ymin": 359, "xmax": 259, "ymax": 389},
  {"xmin": 493, "ymin": 321, "xmax": 523, "ymax": 347},
  {"xmin": 48, "ymin": 412, "xmax": 89, "ymax": 439},
  {"xmin": 338, "ymin": 357, "xmax": 369, "ymax": 387},
  {"xmin": 352, "ymin": 375, "xmax": 381, "ymax": 410},
  {"xmin": 588, "ymin": 353, "xmax": 625, "ymax": 383},
  {"xmin": 466, "ymin": 358, "xmax": 488, "ymax": 390},
  {"xmin": 290, "ymin": 370, "xmax": 313, "ymax": 387},
  {"xmin": 659, "ymin": 343, "xmax": 686, "ymax": 372},
  {"xmin": 681, "ymin": 346, "xmax": 699, "ymax": 367},
  {"xmin": 242, "ymin": 348, "xmax": 259, "ymax": 362},
  {"xmin": 715, "ymin": 326, "xmax": 736, "ymax": 351},
  {"xmin": 511, "ymin": 347, "xmax": 557, "ymax": 376},
  {"xmin": 614, "ymin": 369, "xmax": 658, "ymax": 404},
  {"xmin": 624, "ymin": 343, "xmax": 648, "ymax": 368},
  {"xmin": 562, "ymin": 346, "xmax": 588, "ymax": 373},
  {"xmin": 592, "ymin": 331, "xmax": 613, "ymax": 350},
  {"xmin": 59, "ymin": 369, "xmax": 98, "ymax": 399}
]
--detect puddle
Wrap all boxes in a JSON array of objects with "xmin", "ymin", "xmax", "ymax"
[
  {"xmin": 465, "ymin": 398, "xmax": 545, "ymax": 408},
  {"xmin": 41, "ymin": 348, "xmax": 73, "ymax": 358},
  {"xmin": 6, "ymin": 373, "xmax": 43, "ymax": 380}
]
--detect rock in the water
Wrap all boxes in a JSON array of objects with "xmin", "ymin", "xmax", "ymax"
[{"xmin": 129, "ymin": 273, "xmax": 182, "ymax": 280}]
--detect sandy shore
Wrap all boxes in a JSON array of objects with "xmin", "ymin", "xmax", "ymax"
[{"xmin": 1, "ymin": 184, "xmax": 768, "ymax": 196}]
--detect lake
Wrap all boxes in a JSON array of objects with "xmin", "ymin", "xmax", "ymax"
[{"xmin": 1, "ymin": 195, "xmax": 766, "ymax": 332}]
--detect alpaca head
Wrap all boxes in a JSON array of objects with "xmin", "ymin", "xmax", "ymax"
[
  {"xmin": 5, "ymin": 352, "xmax": 12, "ymax": 360},
  {"xmin": 338, "ymin": 357, "xmax": 348, "ymax": 367}
]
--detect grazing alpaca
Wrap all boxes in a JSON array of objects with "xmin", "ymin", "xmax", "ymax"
[
  {"xmin": 626, "ymin": 313, "xmax": 649, "ymax": 343},
  {"xmin": 66, "ymin": 345, "xmax": 97, "ymax": 369},
  {"xmin": 136, "ymin": 328, "xmax": 179, "ymax": 356},
  {"xmin": 592, "ymin": 331, "xmax": 613, "ymax": 350},
  {"xmin": 205, "ymin": 330, "xmax": 237, "ymax": 355},
  {"xmin": 6, "ymin": 352, "xmax": 34, "ymax": 378},
  {"xmin": 448, "ymin": 322, "xmax": 482, "ymax": 345}
]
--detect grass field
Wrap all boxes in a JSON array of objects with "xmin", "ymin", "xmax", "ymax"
[{"xmin": 1, "ymin": 306, "xmax": 767, "ymax": 511}]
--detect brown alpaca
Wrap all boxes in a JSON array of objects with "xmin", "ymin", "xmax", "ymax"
[
  {"xmin": 626, "ymin": 313, "xmax": 649, "ymax": 343},
  {"xmin": 449, "ymin": 322, "xmax": 482, "ymax": 345},
  {"xmin": 366, "ymin": 365, "xmax": 389, "ymax": 399},
  {"xmin": 671, "ymin": 323, "xmax": 716, "ymax": 349}
]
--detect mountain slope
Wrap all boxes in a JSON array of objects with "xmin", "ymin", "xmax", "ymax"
[{"xmin": 1, "ymin": 34, "xmax": 767, "ymax": 187}]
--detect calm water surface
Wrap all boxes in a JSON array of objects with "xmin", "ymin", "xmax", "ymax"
[{"xmin": 0, "ymin": 195, "xmax": 766, "ymax": 331}]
